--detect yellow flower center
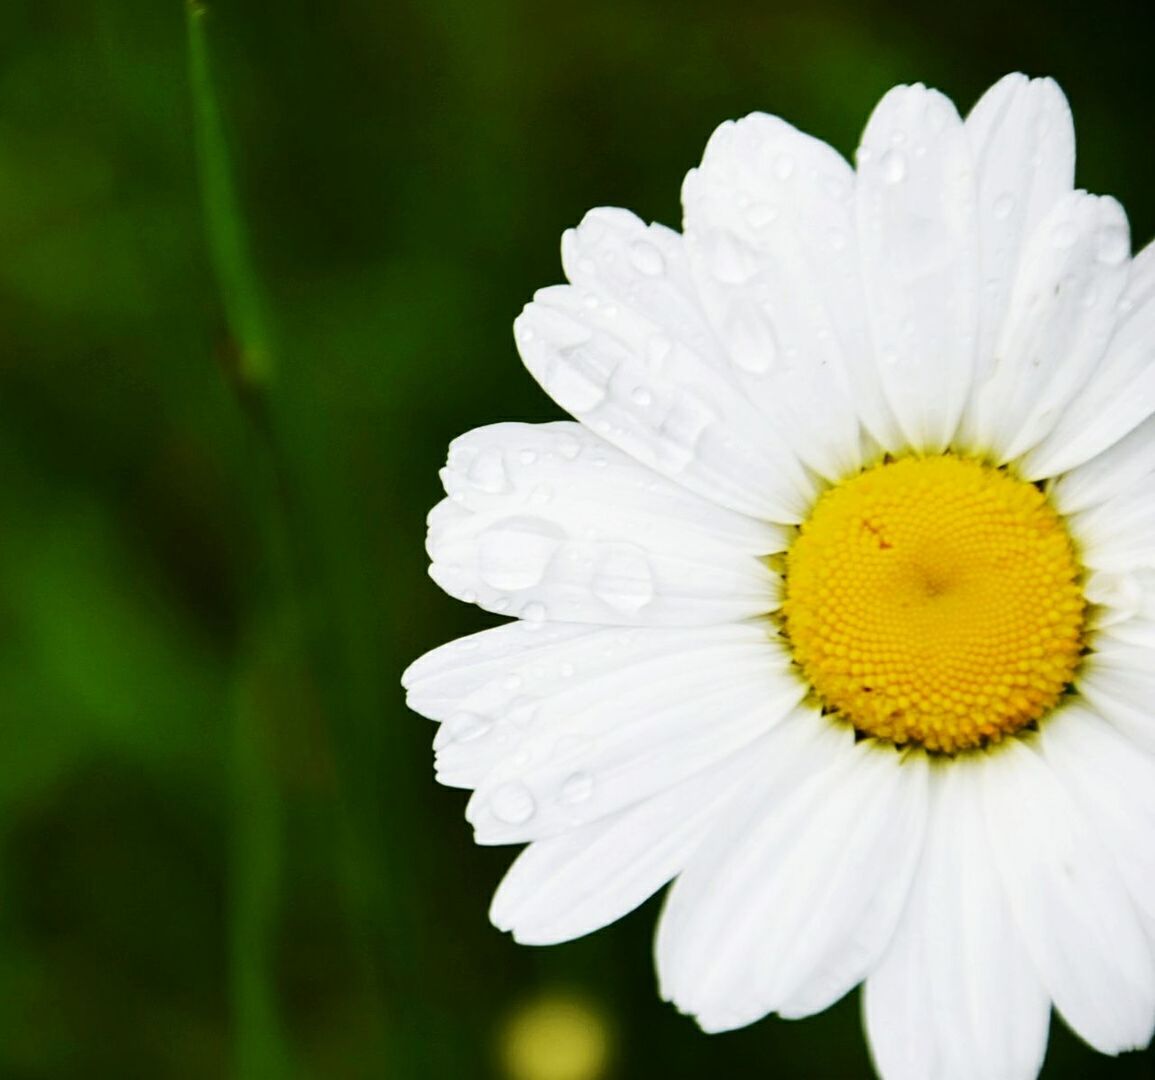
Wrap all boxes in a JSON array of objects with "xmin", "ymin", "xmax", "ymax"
[{"xmin": 781, "ymin": 455, "xmax": 1085, "ymax": 753}]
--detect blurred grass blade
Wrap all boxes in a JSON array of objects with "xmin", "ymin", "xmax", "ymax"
[
  {"xmin": 186, "ymin": 0, "xmax": 273, "ymax": 386},
  {"xmin": 185, "ymin": 4, "xmax": 291, "ymax": 1077}
]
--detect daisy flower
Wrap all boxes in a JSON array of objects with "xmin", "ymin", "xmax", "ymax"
[{"xmin": 402, "ymin": 73, "xmax": 1155, "ymax": 1079}]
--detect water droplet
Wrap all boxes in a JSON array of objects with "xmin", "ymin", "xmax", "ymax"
[
  {"xmin": 1096, "ymin": 225, "xmax": 1130, "ymax": 266},
  {"xmin": 521, "ymin": 601, "xmax": 547, "ymax": 623},
  {"xmin": 657, "ymin": 395, "xmax": 716, "ymax": 469},
  {"xmin": 447, "ymin": 711, "xmax": 491, "ymax": 743},
  {"xmin": 491, "ymin": 782, "xmax": 536, "ymax": 824},
  {"xmin": 1051, "ymin": 222, "xmax": 1078, "ymax": 250},
  {"xmin": 645, "ymin": 335, "xmax": 672, "ymax": 370},
  {"xmin": 462, "ymin": 588, "xmax": 478, "ymax": 603},
  {"xmin": 708, "ymin": 233, "xmax": 758, "ymax": 284},
  {"xmin": 631, "ymin": 386, "xmax": 654, "ymax": 407},
  {"xmin": 518, "ymin": 448, "xmax": 538, "ymax": 466},
  {"xmin": 467, "ymin": 448, "xmax": 510, "ymax": 493},
  {"xmin": 502, "ymin": 673, "xmax": 524, "ymax": 691},
  {"xmin": 773, "ymin": 154, "xmax": 795, "ymax": 180},
  {"xmin": 744, "ymin": 202, "xmax": 779, "ymax": 229},
  {"xmin": 547, "ymin": 350, "xmax": 610, "ymax": 412},
  {"xmin": 529, "ymin": 483, "xmax": 553, "ymax": 505},
  {"xmin": 593, "ymin": 543, "xmax": 655, "ymax": 613},
  {"xmin": 477, "ymin": 517, "xmax": 566, "ymax": 591},
  {"xmin": 993, "ymin": 193, "xmax": 1016, "ymax": 221},
  {"xmin": 628, "ymin": 240, "xmax": 665, "ymax": 276},
  {"xmin": 880, "ymin": 149, "xmax": 907, "ymax": 184},
  {"xmin": 555, "ymin": 434, "xmax": 582, "ymax": 460},
  {"xmin": 560, "ymin": 772, "xmax": 594, "ymax": 805},
  {"xmin": 726, "ymin": 307, "xmax": 777, "ymax": 375}
]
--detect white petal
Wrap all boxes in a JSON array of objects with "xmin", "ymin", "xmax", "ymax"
[
  {"xmin": 1040, "ymin": 705, "xmax": 1155, "ymax": 941},
  {"xmin": 681, "ymin": 112, "xmax": 884, "ymax": 476},
  {"xmin": 517, "ymin": 209, "xmax": 815, "ymax": 520},
  {"xmin": 1056, "ymin": 417, "xmax": 1155, "ymax": 574},
  {"xmin": 864, "ymin": 759, "xmax": 1049, "ymax": 1080},
  {"xmin": 464, "ymin": 626, "xmax": 803, "ymax": 844},
  {"xmin": 962, "ymin": 191, "xmax": 1130, "ymax": 466},
  {"xmin": 656, "ymin": 717, "xmax": 928, "ymax": 1032},
  {"xmin": 966, "ymin": 74, "xmax": 1075, "ymax": 384},
  {"xmin": 855, "ymin": 84, "xmax": 980, "ymax": 453},
  {"xmin": 1078, "ymin": 644, "xmax": 1155, "ymax": 757},
  {"xmin": 1024, "ymin": 241, "xmax": 1155, "ymax": 476},
  {"xmin": 489, "ymin": 741, "xmax": 760, "ymax": 945},
  {"xmin": 426, "ymin": 421, "xmax": 783, "ymax": 625},
  {"xmin": 981, "ymin": 737, "xmax": 1155, "ymax": 1054}
]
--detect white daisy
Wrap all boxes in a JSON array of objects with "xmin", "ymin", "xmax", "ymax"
[{"xmin": 402, "ymin": 73, "xmax": 1155, "ymax": 1079}]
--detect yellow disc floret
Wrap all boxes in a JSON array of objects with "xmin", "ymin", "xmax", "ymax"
[{"xmin": 781, "ymin": 455, "xmax": 1085, "ymax": 753}]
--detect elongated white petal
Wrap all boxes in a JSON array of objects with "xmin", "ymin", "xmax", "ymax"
[
  {"xmin": 490, "ymin": 741, "xmax": 761, "ymax": 945},
  {"xmin": 517, "ymin": 209, "xmax": 815, "ymax": 521},
  {"xmin": 681, "ymin": 112, "xmax": 885, "ymax": 474},
  {"xmin": 1078, "ymin": 643, "xmax": 1155, "ymax": 757},
  {"xmin": 962, "ymin": 191, "xmax": 1130, "ymax": 465},
  {"xmin": 855, "ymin": 84, "xmax": 979, "ymax": 453},
  {"xmin": 463, "ymin": 627, "xmax": 803, "ymax": 844},
  {"xmin": 966, "ymin": 74, "xmax": 1075, "ymax": 385},
  {"xmin": 981, "ymin": 738, "xmax": 1155, "ymax": 1054},
  {"xmin": 1024, "ymin": 241, "xmax": 1155, "ymax": 476},
  {"xmin": 864, "ymin": 760, "xmax": 1049, "ymax": 1080},
  {"xmin": 1040, "ymin": 706, "xmax": 1155, "ymax": 941},
  {"xmin": 657, "ymin": 717, "xmax": 927, "ymax": 1032},
  {"xmin": 426, "ymin": 421, "xmax": 782, "ymax": 625}
]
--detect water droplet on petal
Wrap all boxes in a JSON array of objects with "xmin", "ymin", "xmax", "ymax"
[
  {"xmin": 631, "ymin": 386, "xmax": 654, "ymax": 407},
  {"xmin": 447, "ymin": 711, "xmax": 491, "ymax": 743},
  {"xmin": 467, "ymin": 448, "xmax": 510, "ymax": 493},
  {"xmin": 521, "ymin": 601, "xmax": 547, "ymax": 623},
  {"xmin": 744, "ymin": 202, "xmax": 779, "ymax": 229},
  {"xmin": 518, "ymin": 448, "xmax": 538, "ymax": 466},
  {"xmin": 560, "ymin": 772, "xmax": 594, "ymax": 805},
  {"xmin": 1096, "ymin": 224, "xmax": 1130, "ymax": 266},
  {"xmin": 1051, "ymin": 222, "xmax": 1078, "ymax": 250},
  {"xmin": 593, "ymin": 543, "xmax": 655, "ymax": 613},
  {"xmin": 529, "ymin": 483, "xmax": 554, "ymax": 505},
  {"xmin": 880, "ymin": 149, "xmax": 907, "ymax": 184},
  {"xmin": 773, "ymin": 154, "xmax": 795, "ymax": 180},
  {"xmin": 491, "ymin": 782, "xmax": 536, "ymax": 824},
  {"xmin": 645, "ymin": 335, "xmax": 672, "ymax": 371},
  {"xmin": 555, "ymin": 434, "xmax": 582, "ymax": 460},
  {"xmin": 993, "ymin": 193, "xmax": 1016, "ymax": 221},
  {"xmin": 708, "ymin": 233, "xmax": 759, "ymax": 284},
  {"xmin": 478, "ymin": 518, "xmax": 566, "ymax": 591},
  {"xmin": 628, "ymin": 240, "xmax": 665, "ymax": 276}
]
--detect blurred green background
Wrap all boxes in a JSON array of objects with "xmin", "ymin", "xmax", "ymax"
[{"xmin": 2, "ymin": 1, "xmax": 1153, "ymax": 1077}]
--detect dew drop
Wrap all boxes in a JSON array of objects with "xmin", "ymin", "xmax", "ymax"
[
  {"xmin": 556, "ymin": 433, "xmax": 582, "ymax": 460},
  {"xmin": 880, "ymin": 149, "xmax": 907, "ymax": 184},
  {"xmin": 1096, "ymin": 225, "xmax": 1130, "ymax": 266},
  {"xmin": 560, "ymin": 771, "xmax": 595, "ymax": 805},
  {"xmin": 467, "ymin": 448, "xmax": 510, "ymax": 493},
  {"xmin": 491, "ymin": 782, "xmax": 536, "ymax": 825},
  {"xmin": 521, "ymin": 601, "xmax": 547, "ymax": 623},
  {"xmin": 628, "ymin": 240, "xmax": 665, "ymax": 276},
  {"xmin": 645, "ymin": 334, "xmax": 673, "ymax": 370},
  {"xmin": 993, "ymin": 193, "xmax": 1016, "ymax": 221},
  {"xmin": 708, "ymin": 233, "xmax": 759, "ymax": 284},
  {"xmin": 773, "ymin": 153, "xmax": 795, "ymax": 180},
  {"xmin": 593, "ymin": 543, "xmax": 655, "ymax": 613},
  {"xmin": 1051, "ymin": 222, "xmax": 1078, "ymax": 250},
  {"xmin": 518, "ymin": 448, "xmax": 538, "ymax": 466},
  {"xmin": 477, "ymin": 517, "xmax": 566, "ymax": 591},
  {"xmin": 447, "ymin": 711, "xmax": 491, "ymax": 743},
  {"xmin": 529, "ymin": 483, "xmax": 554, "ymax": 505},
  {"xmin": 631, "ymin": 386, "xmax": 654, "ymax": 407},
  {"xmin": 744, "ymin": 202, "xmax": 779, "ymax": 229}
]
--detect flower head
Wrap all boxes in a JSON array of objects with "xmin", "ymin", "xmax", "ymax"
[{"xmin": 403, "ymin": 74, "xmax": 1155, "ymax": 1079}]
